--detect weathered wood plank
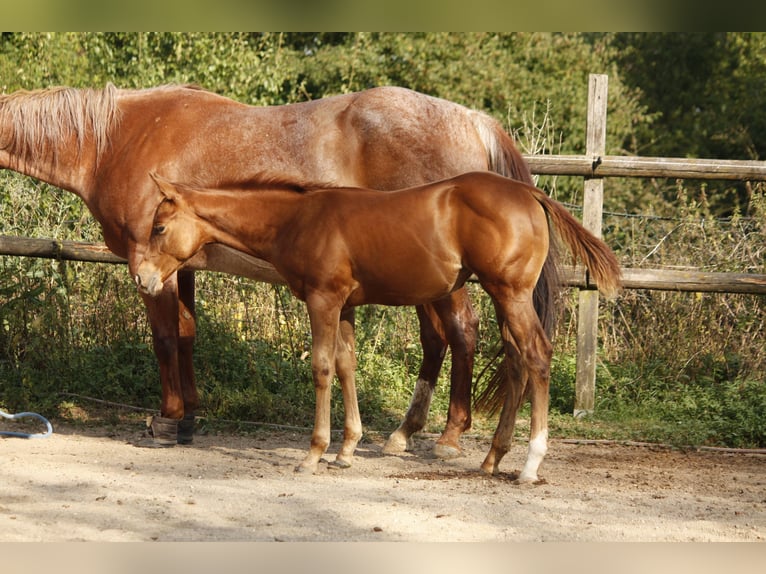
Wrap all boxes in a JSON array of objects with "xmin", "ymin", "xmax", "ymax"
[
  {"xmin": 4, "ymin": 235, "xmax": 763, "ymax": 294},
  {"xmin": 574, "ymin": 74, "xmax": 609, "ymax": 417},
  {"xmin": 560, "ymin": 265, "xmax": 766, "ymax": 294},
  {"xmin": 618, "ymin": 267, "xmax": 766, "ymax": 294},
  {"xmin": 0, "ymin": 235, "xmax": 125, "ymax": 264},
  {"xmin": 525, "ymin": 154, "xmax": 766, "ymax": 181}
]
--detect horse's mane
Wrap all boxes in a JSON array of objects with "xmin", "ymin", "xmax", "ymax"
[
  {"xmin": 0, "ymin": 83, "xmax": 121, "ymax": 163},
  {"xmin": 0, "ymin": 83, "xmax": 205, "ymax": 166}
]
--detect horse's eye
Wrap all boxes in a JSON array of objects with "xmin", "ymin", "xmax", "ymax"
[{"xmin": 153, "ymin": 225, "xmax": 166, "ymax": 236}]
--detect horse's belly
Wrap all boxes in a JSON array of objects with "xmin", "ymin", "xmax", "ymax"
[{"xmin": 185, "ymin": 244, "xmax": 285, "ymax": 284}]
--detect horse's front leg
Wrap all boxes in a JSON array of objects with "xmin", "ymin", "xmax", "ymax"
[
  {"xmin": 296, "ymin": 296, "xmax": 342, "ymax": 474},
  {"xmin": 176, "ymin": 269, "xmax": 199, "ymax": 444},
  {"xmin": 332, "ymin": 307, "xmax": 362, "ymax": 468},
  {"xmin": 136, "ymin": 271, "xmax": 185, "ymax": 447}
]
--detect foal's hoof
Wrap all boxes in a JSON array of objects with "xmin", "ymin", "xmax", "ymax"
[
  {"xmin": 133, "ymin": 437, "xmax": 176, "ymax": 448},
  {"xmin": 328, "ymin": 458, "xmax": 352, "ymax": 469},
  {"xmin": 295, "ymin": 461, "xmax": 319, "ymax": 474},
  {"xmin": 432, "ymin": 442, "xmax": 462, "ymax": 460},
  {"xmin": 516, "ymin": 472, "xmax": 540, "ymax": 485}
]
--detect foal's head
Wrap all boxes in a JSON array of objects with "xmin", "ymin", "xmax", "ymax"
[{"xmin": 135, "ymin": 174, "xmax": 208, "ymax": 297}]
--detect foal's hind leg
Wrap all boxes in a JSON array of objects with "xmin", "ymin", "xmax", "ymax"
[
  {"xmin": 479, "ymin": 334, "xmax": 527, "ymax": 475},
  {"xmin": 332, "ymin": 308, "xmax": 363, "ymax": 469},
  {"xmin": 481, "ymin": 291, "xmax": 552, "ymax": 482}
]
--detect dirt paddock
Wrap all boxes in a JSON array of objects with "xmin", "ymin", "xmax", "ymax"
[{"xmin": 1, "ymin": 421, "xmax": 764, "ymax": 543}]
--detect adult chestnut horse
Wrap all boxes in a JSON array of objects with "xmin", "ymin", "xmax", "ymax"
[
  {"xmin": 136, "ymin": 172, "xmax": 621, "ymax": 479},
  {"xmin": 0, "ymin": 83, "xmax": 553, "ymax": 454}
]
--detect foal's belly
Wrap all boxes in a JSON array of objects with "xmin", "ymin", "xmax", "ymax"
[{"xmin": 347, "ymin": 264, "xmax": 469, "ymax": 307}]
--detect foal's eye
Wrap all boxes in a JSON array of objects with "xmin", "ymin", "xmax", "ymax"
[{"xmin": 152, "ymin": 225, "xmax": 166, "ymax": 236}]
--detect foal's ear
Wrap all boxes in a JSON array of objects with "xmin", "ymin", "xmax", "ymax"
[{"xmin": 149, "ymin": 172, "xmax": 182, "ymax": 201}]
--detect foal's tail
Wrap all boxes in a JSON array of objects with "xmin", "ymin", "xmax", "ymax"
[
  {"xmin": 471, "ymin": 125, "xmax": 622, "ymax": 415},
  {"xmin": 528, "ymin": 186, "xmax": 623, "ymax": 298},
  {"xmin": 473, "ymin": 185, "xmax": 622, "ymax": 415},
  {"xmin": 468, "ymin": 110, "xmax": 561, "ymax": 337}
]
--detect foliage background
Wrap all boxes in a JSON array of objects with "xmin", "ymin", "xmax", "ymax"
[{"xmin": 1, "ymin": 33, "xmax": 764, "ymax": 447}]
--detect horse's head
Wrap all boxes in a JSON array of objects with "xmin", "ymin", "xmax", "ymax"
[{"xmin": 135, "ymin": 173, "xmax": 207, "ymax": 297}]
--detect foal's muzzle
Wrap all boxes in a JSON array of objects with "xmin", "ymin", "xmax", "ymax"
[{"xmin": 134, "ymin": 269, "xmax": 164, "ymax": 297}]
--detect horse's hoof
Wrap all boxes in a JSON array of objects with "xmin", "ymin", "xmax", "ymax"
[
  {"xmin": 177, "ymin": 414, "xmax": 196, "ymax": 445},
  {"xmin": 382, "ymin": 431, "xmax": 414, "ymax": 454},
  {"xmin": 329, "ymin": 458, "xmax": 352, "ymax": 469},
  {"xmin": 138, "ymin": 415, "xmax": 179, "ymax": 448},
  {"xmin": 433, "ymin": 443, "xmax": 462, "ymax": 460}
]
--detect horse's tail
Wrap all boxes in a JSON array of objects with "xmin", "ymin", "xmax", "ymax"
[
  {"xmin": 528, "ymin": 186, "xmax": 623, "ymax": 298},
  {"xmin": 468, "ymin": 109, "xmax": 560, "ymax": 337},
  {"xmin": 469, "ymin": 111, "xmax": 563, "ymax": 415}
]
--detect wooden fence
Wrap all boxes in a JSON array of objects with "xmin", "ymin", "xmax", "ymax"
[{"xmin": 1, "ymin": 74, "xmax": 765, "ymax": 415}]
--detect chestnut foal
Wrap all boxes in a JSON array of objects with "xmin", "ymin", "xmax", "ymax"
[{"xmin": 136, "ymin": 172, "xmax": 621, "ymax": 480}]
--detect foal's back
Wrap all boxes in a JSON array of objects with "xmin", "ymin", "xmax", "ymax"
[{"xmin": 285, "ymin": 172, "xmax": 549, "ymax": 306}]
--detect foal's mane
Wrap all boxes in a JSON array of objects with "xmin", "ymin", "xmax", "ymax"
[{"xmin": 212, "ymin": 173, "xmax": 340, "ymax": 194}]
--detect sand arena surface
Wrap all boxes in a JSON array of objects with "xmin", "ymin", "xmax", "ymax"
[{"xmin": 2, "ymin": 422, "xmax": 764, "ymax": 542}]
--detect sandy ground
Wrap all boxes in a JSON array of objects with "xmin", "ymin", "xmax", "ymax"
[{"xmin": 1, "ymin": 421, "xmax": 764, "ymax": 543}]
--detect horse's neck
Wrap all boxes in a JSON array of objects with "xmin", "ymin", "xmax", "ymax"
[
  {"xmin": 0, "ymin": 93, "xmax": 102, "ymax": 198},
  {"xmin": 0, "ymin": 143, "xmax": 93, "ymax": 196},
  {"xmin": 190, "ymin": 189, "xmax": 300, "ymax": 258}
]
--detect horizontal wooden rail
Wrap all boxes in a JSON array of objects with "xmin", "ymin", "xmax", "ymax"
[
  {"xmin": 524, "ymin": 154, "xmax": 766, "ymax": 181},
  {"xmin": 560, "ymin": 266, "xmax": 766, "ymax": 295},
  {"xmin": 0, "ymin": 235, "xmax": 125, "ymax": 264},
  {"xmin": 3, "ymin": 235, "xmax": 765, "ymax": 295}
]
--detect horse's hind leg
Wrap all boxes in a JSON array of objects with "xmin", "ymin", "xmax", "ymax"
[
  {"xmin": 383, "ymin": 290, "xmax": 478, "ymax": 459},
  {"xmin": 383, "ymin": 304, "xmax": 446, "ymax": 454},
  {"xmin": 432, "ymin": 291, "xmax": 478, "ymax": 459},
  {"xmin": 332, "ymin": 308, "xmax": 363, "ymax": 468}
]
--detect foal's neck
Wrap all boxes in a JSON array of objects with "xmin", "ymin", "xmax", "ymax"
[{"xmin": 189, "ymin": 187, "xmax": 305, "ymax": 258}]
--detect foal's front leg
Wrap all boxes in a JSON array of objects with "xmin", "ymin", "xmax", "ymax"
[
  {"xmin": 331, "ymin": 307, "xmax": 362, "ymax": 468},
  {"xmin": 296, "ymin": 297, "xmax": 341, "ymax": 474}
]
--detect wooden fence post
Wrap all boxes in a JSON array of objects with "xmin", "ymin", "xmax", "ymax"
[{"xmin": 574, "ymin": 74, "xmax": 608, "ymax": 417}]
